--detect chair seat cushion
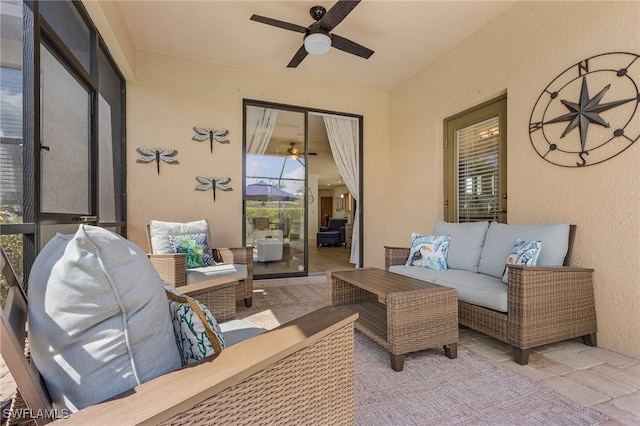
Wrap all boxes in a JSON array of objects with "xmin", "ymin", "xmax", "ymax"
[
  {"xmin": 28, "ymin": 225, "xmax": 182, "ymax": 412},
  {"xmin": 219, "ymin": 319, "xmax": 266, "ymax": 346},
  {"xmin": 186, "ymin": 263, "xmax": 248, "ymax": 285}
]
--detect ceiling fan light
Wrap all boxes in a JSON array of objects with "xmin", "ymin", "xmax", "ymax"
[{"xmin": 304, "ymin": 33, "xmax": 331, "ymax": 55}]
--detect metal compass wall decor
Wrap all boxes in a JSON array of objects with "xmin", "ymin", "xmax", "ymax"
[
  {"xmin": 136, "ymin": 147, "xmax": 179, "ymax": 174},
  {"xmin": 529, "ymin": 52, "xmax": 640, "ymax": 167},
  {"xmin": 192, "ymin": 126, "xmax": 230, "ymax": 153},
  {"xmin": 195, "ymin": 176, "xmax": 233, "ymax": 202}
]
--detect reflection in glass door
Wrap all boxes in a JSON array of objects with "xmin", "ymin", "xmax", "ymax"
[{"xmin": 245, "ymin": 104, "xmax": 307, "ymax": 278}]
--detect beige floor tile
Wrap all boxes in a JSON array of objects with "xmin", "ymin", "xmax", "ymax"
[
  {"xmin": 543, "ymin": 376, "xmax": 610, "ymax": 406},
  {"xmin": 593, "ymin": 400, "xmax": 640, "ymax": 426},
  {"xmin": 500, "ymin": 359, "xmax": 554, "ymax": 381},
  {"xmin": 544, "ymin": 348, "xmax": 605, "ymax": 370},
  {"xmin": 527, "ymin": 352, "xmax": 577, "ymax": 376},
  {"xmin": 566, "ymin": 369, "xmax": 637, "ymax": 398},
  {"xmin": 474, "ymin": 336, "xmax": 512, "ymax": 353},
  {"xmin": 581, "ymin": 348, "xmax": 640, "ymax": 368},
  {"xmin": 626, "ymin": 364, "xmax": 640, "ymax": 375},
  {"xmin": 593, "ymin": 364, "xmax": 640, "ymax": 388},
  {"xmin": 610, "ymin": 392, "xmax": 640, "ymax": 417},
  {"xmin": 466, "ymin": 343, "xmax": 511, "ymax": 362}
]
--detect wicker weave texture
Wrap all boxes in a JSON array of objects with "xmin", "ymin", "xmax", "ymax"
[
  {"xmin": 214, "ymin": 247, "xmax": 253, "ymax": 302},
  {"xmin": 184, "ymin": 284, "xmax": 236, "ymax": 322},
  {"xmin": 384, "ymin": 246, "xmax": 597, "ymax": 359},
  {"xmin": 507, "ymin": 266, "xmax": 596, "ymax": 348},
  {"xmin": 160, "ymin": 324, "xmax": 355, "ymax": 426},
  {"xmin": 330, "ymin": 269, "xmax": 458, "ymax": 357},
  {"xmin": 148, "ymin": 254, "xmax": 187, "ymax": 287}
]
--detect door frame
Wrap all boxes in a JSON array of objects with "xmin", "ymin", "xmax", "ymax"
[{"xmin": 243, "ymin": 99, "xmax": 364, "ymax": 278}]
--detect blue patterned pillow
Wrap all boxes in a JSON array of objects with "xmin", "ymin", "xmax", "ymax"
[
  {"xmin": 168, "ymin": 233, "xmax": 215, "ymax": 268},
  {"xmin": 502, "ymin": 239, "xmax": 542, "ymax": 283},
  {"xmin": 405, "ymin": 233, "xmax": 451, "ymax": 270},
  {"xmin": 164, "ymin": 283, "xmax": 225, "ymax": 366}
]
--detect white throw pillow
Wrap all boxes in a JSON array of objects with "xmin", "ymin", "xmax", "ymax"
[
  {"xmin": 405, "ymin": 233, "xmax": 451, "ymax": 270},
  {"xmin": 28, "ymin": 225, "xmax": 182, "ymax": 412},
  {"xmin": 502, "ymin": 239, "xmax": 542, "ymax": 283},
  {"xmin": 164, "ymin": 283, "xmax": 225, "ymax": 366},
  {"xmin": 149, "ymin": 219, "xmax": 212, "ymax": 254}
]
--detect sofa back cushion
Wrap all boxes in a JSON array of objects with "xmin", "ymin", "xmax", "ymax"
[
  {"xmin": 434, "ymin": 221, "xmax": 489, "ymax": 272},
  {"xmin": 149, "ymin": 219, "xmax": 212, "ymax": 254},
  {"xmin": 28, "ymin": 225, "xmax": 182, "ymax": 412},
  {"xmin": 478, "ymin": 222, "xmax": 570, "ymax": 278}
]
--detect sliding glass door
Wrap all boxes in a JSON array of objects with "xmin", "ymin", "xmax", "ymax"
[{"xmin": 244, "ymin": 103, "xmax": 308, "ymax": 278}]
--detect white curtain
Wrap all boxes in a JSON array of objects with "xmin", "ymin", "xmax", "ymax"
[
  {"xmin": 246, "ymin": 106, "xmax": 278, "ymax": 156},
  {"xmin": 321, "ymin": 113, "xmax": 361, "ymax": 265}
]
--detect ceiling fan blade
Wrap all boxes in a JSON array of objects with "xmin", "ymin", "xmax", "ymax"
[
  {"xmin": 331, "ymin": 34, "xmax": 374, "ymax": 59},
  {"xmin": 287, "ymin": 45, "xmax": 308, "ymax": 68},
  {"xmin": 250, "ymin": 14, "xmax": 307, "ymax": 33},
  {"xmin": 319, "ymin": 0, "xmax": 361, "ymax": 32}
]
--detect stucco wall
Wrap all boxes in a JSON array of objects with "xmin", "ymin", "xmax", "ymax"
[
  {"xmin": 388, "ymin": 1, "xmax": 640, "ymax": 358},
  {"xmin": 125, "ymin": 51, "xmax": 389, "ymax": 268}
]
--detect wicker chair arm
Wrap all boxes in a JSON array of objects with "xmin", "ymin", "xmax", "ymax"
[
  {"xmin": 506, "ymin": 265, "xmax": 596, "ymax": 348},
  {"xmin": 384, "ymin": 246, "xmax": 410, "ymax": 270},
  {"xmin": 147, "ymin": 253, "xmax": 187, "ymax": 287},
  {"xmin": 213, "ymin": 247, "xmax": 252, "ymax": 265},
  {"xmin": 54, "ymin": 306, "xmax": 358, "ymax": 426}
]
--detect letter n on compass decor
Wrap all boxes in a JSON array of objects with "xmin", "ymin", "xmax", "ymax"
[{"xmin": 529, "ymin": 52, "xmax": 640, "ymax": 167}]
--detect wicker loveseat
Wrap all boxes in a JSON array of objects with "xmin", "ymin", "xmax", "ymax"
[
  {"xmin": 0, "ymin": 238, "xmax": 358, "ymax": 425},
  {"xmin": 385, "ymin": 221, "xmax": 597, "ymax": 365}
]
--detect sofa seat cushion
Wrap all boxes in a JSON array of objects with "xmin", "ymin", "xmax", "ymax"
[
  {"xmin": 28, "ymin": 226, "xmax": 182, "ymax": 412},
  {"xmin": 219, "ymin": 319, "xmax": 266, "ymax": 346},
  {"xmin": 389, "ymin": 265, "xmax": 508, "ymax": 313},
  {"xmin": 478, "ymin": 222, "xmax": 570, "ymax": 279},
  {"xmin": 186, "ymin": 263, "xmax": 248, "ymax": 285},
  {"xmin": 434, "ymin": 221, "xmax": 489, "ymax": 273}
]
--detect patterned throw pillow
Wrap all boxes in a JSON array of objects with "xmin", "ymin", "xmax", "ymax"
[
  {"xmin": 168, "ymin": 233, "xmax": 216, "ymax": 268},
  {"xmin": 164, "ymin": 283, "xmax": 225, "ymax": 366},
  {"xmin": 502, "ymin": 239, "xmax": 542, "ymax": 283},
  {"xmin": 405, "ymin": 233, "xmax": 451, "ymax": 270}
]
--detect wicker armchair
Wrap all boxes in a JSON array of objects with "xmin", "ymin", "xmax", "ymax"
[
  {"xmin": 0, "ymin": 245, "xmax": 357, "ymax": 426},
  {"xmin": 385, "ymin": 225, "xmax": 597, "ymax": 365},
  {"xmin": 146, "ymin": 222, "xmax": 254, "ymax": 307}
]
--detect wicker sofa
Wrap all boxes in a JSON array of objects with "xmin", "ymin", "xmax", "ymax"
[
  {"xmin": 1, "ymin": 238, "xmax": 358, "ymax": 425},
  {"xmin": 385, "ymin": 221, "xmax": 597, "ymax": 365}
]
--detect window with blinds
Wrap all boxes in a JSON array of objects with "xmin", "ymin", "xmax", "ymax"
[
  {"xmin": 443, "ymin": 94, "xmax": 507, "ymax": 224},
  {"xmin": 456, "ymin": 117, "xmax": 500, "ymax": 222}
]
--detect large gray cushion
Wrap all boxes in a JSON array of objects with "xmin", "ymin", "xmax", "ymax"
[
  {"xmin": 149, "ymin": 219, "xmax": 211, "ymax": 254},
  {"xmin": 478, "ymin": 222, "xmax": 570, "ymax": 279},
  {"xmin": 219, "ymin": 319, "xmax": 266, "ymax": 346},
  {"xmin": 28, "ymin": 225, "xmax": 182, "ymax": 412},
  {"xmin": 434, "ymin": 221, "xmax": 489, "ymax": 272},
  {"xmin": 389, "ymin": 265, "xmax": 508, "ymax": 312}
]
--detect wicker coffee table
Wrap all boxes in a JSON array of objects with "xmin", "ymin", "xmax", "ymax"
[{"xmin": 329, "ymin": 267, "xmax": 458, "ymax": 371}]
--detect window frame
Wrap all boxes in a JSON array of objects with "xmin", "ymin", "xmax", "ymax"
[{"xmin": 443, "ymin": 94, "xmax": 507, "ymax": 223}]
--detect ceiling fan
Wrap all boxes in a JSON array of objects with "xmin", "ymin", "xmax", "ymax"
[
  {"xmin": 286, "ymin": 142, "xmax": 317, "ymax": 161},
  {"xmin": 250, "ymin": 0, "xmax": 374, "ymax": 68}
]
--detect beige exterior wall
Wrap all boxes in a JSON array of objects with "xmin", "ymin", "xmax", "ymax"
[
  {"xmin": 388, "ymin": 1, "xmax": 640, "ymax": 358},
  {"xmin": 125, "ymin": 51, "xmax": 389, "ymax": 267}
]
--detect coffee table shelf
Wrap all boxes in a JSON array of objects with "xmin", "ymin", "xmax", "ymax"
[{"xmin": 329, "ymin": 268, "xmax": 458, "ymax": 371}]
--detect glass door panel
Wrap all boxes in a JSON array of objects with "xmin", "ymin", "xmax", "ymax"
[{"xmin": 245, "ymin": 105, "xmax": 307, "ymax": 278}]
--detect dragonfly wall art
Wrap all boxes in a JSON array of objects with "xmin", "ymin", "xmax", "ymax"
[
  {"xmin": 195, "ymin": 176, "xmax": 233, "ymax": 202},
  {"xmin": 136, "ymin": 147, "xmax": 179, "ymax": 175},
  {"xmin": 192, "ymin": 127, "xmax": 230, "ymax": 153}
]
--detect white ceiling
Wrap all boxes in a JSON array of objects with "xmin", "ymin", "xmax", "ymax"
[
  {"xmin": 115, "ymin": 0, "xmax": 515, "ymax": 188},
  {"xmin": 116, "ymin": 0, "xmax": 515, "ymax": 91}
]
